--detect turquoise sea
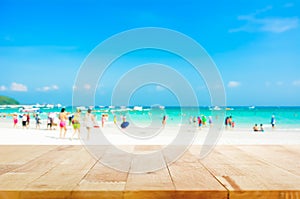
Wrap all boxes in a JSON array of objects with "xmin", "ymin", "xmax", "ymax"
[{"xmin": 1, "ymin": 106, "xmax": 300, "ymax": 130}]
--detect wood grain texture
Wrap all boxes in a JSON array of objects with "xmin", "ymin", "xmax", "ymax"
[{"xmin": 0, "ymin": 145, "xmax": 299, "ymax": 199}]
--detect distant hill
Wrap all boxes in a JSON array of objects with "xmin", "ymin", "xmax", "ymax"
[{"xmin": 0, "ymin": 96, "xmax": 20, "ymax": 105}]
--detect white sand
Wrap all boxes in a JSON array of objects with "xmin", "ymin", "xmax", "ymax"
[{"xmin": 0, "ymin": 119, "xmax": 300, "ymax": 145}]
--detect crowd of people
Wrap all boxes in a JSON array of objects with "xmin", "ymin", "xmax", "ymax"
[
  {"xmin": 10, "ymin": 108, "xmax": 134, "ymax": 140},
  {"xmin": 9, "ymin": 109, "xmax": 278, "ymax": 138}
]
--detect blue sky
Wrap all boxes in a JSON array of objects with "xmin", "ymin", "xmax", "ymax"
[{"xmin": 0, "ymin": 0, "xmax": 300, "ymax": 106}]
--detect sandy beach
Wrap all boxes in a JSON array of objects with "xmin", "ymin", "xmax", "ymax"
[{"xmin": 1, "ymin": 118, "xmax": 299, "ymax": 146}]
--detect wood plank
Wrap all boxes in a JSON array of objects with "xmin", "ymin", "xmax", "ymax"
[
  {"xmin": 98, "ymin": 145, "xmax": 134, "ymax": 173},
  {"xmin": 169, "ymin": 161, "xmax": 226, "ymax": 190},
  {"xmin": 237, "ymin": 145, "xmax": 300, "ymax": 176},
  {"xmin": 168, "ymin": 147, "xmax": 228, "ymax": 198},
  {"xmin": 126, "ymin": 169, "xmax": 174, "ymax": 191},
  {"xmin": 20, "ymin": 191, "xmax": 71, "ymax": 199},
  {"xmin": 74, "ymin": 162, "xmax": 127, "ymax": 191},
  {"xmin": 24, "ymin": 146, "xmax": 96, "ymax": 191},
  {"xmin": 200, "ymin": 146, "xmax": 300, "ymax": 199},
  {"xmin": 169, "ymin": 162, "xmax": 228, "ymax": 199},
  {"xmin": 0, "ymin": 164, "xmax": 20, "ymax": 176},
  {"xmin": 0, "ymin": 145, "xmax": 56, "ymax": 165},
  {"xmin": 229, "ymin": 190, "xmax": 300, "ymax": 199},
  {"xmin": 0, "ymin": 146, "xmax": 77, "ymax": 190},
  {"xmin": 0, "ymin": 145, "xmax": 300, "ymax": 199},
  {"xmin": 125, "ymin": 146, "xmax": 174, "ymax": 198}
]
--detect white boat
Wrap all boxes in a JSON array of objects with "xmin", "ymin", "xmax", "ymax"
[
  {"xmin": 6, "ymin": 105, "xmax": 21, "ymax": 109},
  {"xmin": 159, "ymin": 106, "xmax": 165, "ymax": 109},
  {"xmin": 46, "ymin": 104, "xmax": 54, "ymax": 109},
  {"xmin": 76, "ymin": 106, "xmax": 88, "ymax": 111},
  {"xmin": 33, "ymin": 103, "xmax": 44, "ymax": 108},
  {"xmin": 19, "ymin": 106, "xmax": 40, "ymax": 113},
  {"xmin": 133, "ymin": 106, "xmax": 143, "ymax": 111},
  {"xmin": 249, "ymin": 106, "xmax": 255, "ymax": 109},
  {"xmin": 213, "ymin": 106, "xmax": 222, "ymax": 110}
]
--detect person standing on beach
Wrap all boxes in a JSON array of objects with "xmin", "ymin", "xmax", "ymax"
[
  {"xmin": 68, "ymin": 113, "xmax": 74, "ymax": 126},
  {"xmin": 59, "ymin": 108, "xmax": 68, "ymax": 138},
  {"xmin": 162, "ymin": 115, "xmax": 167, "ymax": 127},
  {"xmin": 208, "ymin": 116, "xmax": 213, "ymax": 126},
  {"xmin": 228, "ymin": 116, "xmax": 233, "ymax": 127},
  {"xmin": 35, "ymin": 113, "xmax": 41, "ymax": 129},
  {"xmin": 71, "ymin": 109, "xmax": 81, "ymax": 140},
  {"xmin": 189, "ymin": 116, "xmax": 193, "ymax": 125},
  {"xmin": 22, "ymin": 114, "xmax": 27, "ymax": 129},
  {"xmin": 202, "ymin": 115, "xmax": 207, "ymax": 126},
  {"xmin": 84, "ymin": 109, "xmax": 96, "ymax": 140},
  {"xmin": 271, "ymin": 115, "xmax": 276, "ymax": 129},
  {"xmin": 47, "ymin": 113, "xmax": 52, "ymax": 130},
  {"xmin": 197, "ymin": 116, "xmax": 202, "ymax": 129},
  {"xmin": 101, "ymin": 114, "xmax": 105, "ymax": 128},
  {"xmin": 113, "ymin": 115, "xmax": 117, "ymax": 125},
  {"xmin": 225, "ymin": 116, "xmax": 229, "ymax": 128},
  {"xmin": 13, "ymin": 114, "xmax": 18, "ymax": 128},
  {"xmin": 193, "ymin": 116, "xmax": 197, "ymax": 126},
  {"xmin": 26, "ymin": 113, "xmax": 30, "ymax": 128}
]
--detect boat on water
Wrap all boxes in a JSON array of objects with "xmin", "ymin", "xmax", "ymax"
[
  {"xmin": 249, "ymin": 106, "xmax": 255, "ymax": 109},
  {"xmin": 76, "ymin": 106, "xmax": 88, "ymax": 111},
  {"xmin": 46, "ymin": 104, "xmax": 54, "ymax": 109},
  {"xmin": 19, "ymin": 106, "xmax": 40, "ymax": 113},
  {"xmin": 133, "ymin": 106, "xmax": 143, "ymax": 111},
  {"xmin": 209, "ymin": 106, "xmax": 222, "ymax": 111}
]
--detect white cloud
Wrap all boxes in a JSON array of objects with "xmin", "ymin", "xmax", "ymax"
[
  {"xmin": 37, "ymin": 85, "xmax": 59, "ymax": 92},
  {"xmin": 229, "ymin": 6, "xmax": 299, "ymax": 33},
  {"xmin": 52, "ymin": 85, "xmax": 59, "ymax": 90},
  {"xmin": 260, "ymin": 17, "xmax": 298, "ymax": 33},
  {"xmin": 292, "ymin": 80, "xmax": 300, "ymax": 86},
  {"xmin": 228, "ymin": 81, "xmax": 241, "ymax": 88},
  {"xmin": 0, "ymin": 85, "xmax": 7, "ymax": 91},
  {"xmin": 10, "ymin": 82, "xmax": 28, "ymax": 92}
]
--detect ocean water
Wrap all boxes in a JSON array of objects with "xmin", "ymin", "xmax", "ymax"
[{"xmin": 1, "ymin": 106, "xmax": 300, "ymax": 130}]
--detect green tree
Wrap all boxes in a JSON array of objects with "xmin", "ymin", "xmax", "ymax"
[{"xmin": 0, "ymin": 96, "xmax": 20, "ymax": 105}]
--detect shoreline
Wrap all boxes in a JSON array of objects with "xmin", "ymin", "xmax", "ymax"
[{"xmin": 1, "ymin": 119, "xmax": 300, "ymax": 146}]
